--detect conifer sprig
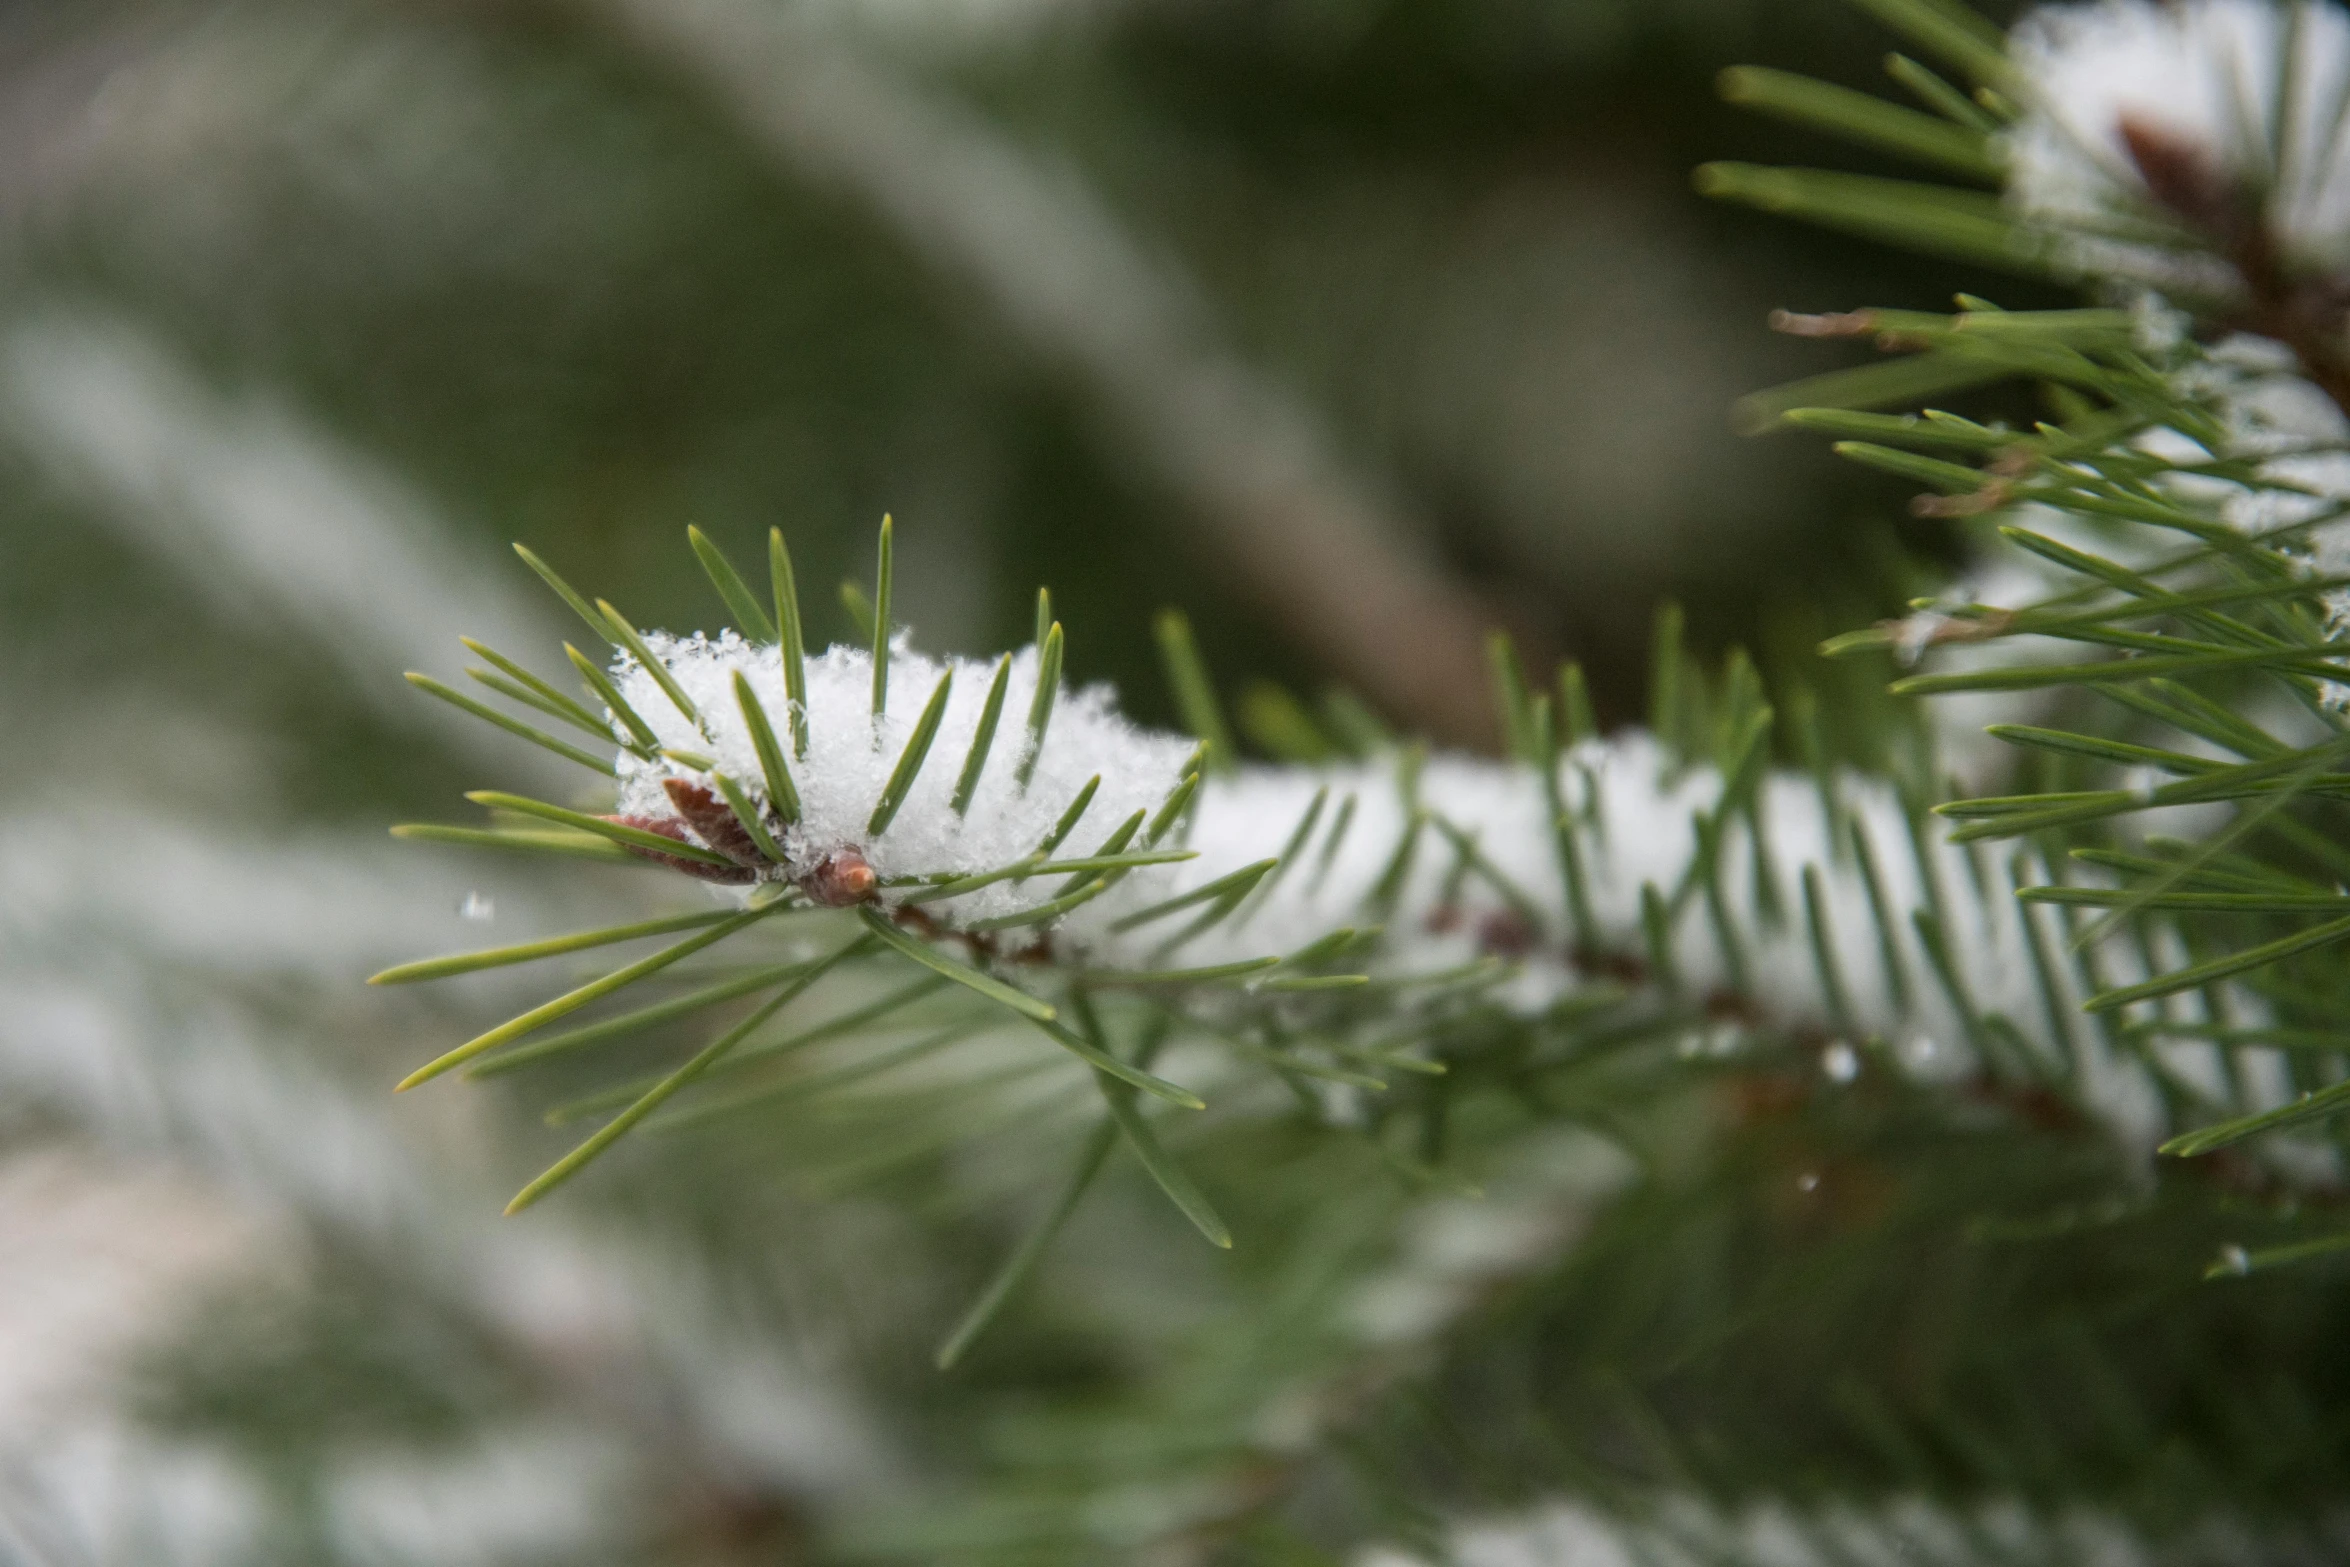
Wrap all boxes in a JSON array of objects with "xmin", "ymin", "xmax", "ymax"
[
  {"xmin": 390, "ymin": 471, "xmax": 2350, "ymax": 1351},
  {"xmin": 1707, "ymin": 0, "xmax": 2350, "ymax": 1198}
]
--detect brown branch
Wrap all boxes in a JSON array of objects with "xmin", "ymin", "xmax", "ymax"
[{"xmin": 2121, "ymin": 113, "xmax": 2350, "ymax": 420}]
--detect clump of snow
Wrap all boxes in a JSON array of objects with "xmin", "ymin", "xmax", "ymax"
[
  {"xmin": 609, "ymin": 633, "xmax": 1194, "ymax": 915},
  {"xmin": 584, "ymin": 627, "xmax": 2281, "ymax": 1156},
  {"xmin": 2007, "ymin": 0, "xmax": 2350, "ymax": 282}
]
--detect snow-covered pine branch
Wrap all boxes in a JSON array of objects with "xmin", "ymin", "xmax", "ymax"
[
  {"xmin": 593, "ymin": 621, "xmax": 2069, "ymax": 1072},
  {"xmin": 392, "ymin": 521, "xmax": 2331, "ymax": 1250}
]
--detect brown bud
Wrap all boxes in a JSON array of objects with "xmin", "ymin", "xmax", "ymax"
[
  {"xmin": 603, "ymin": 815, "xmax": 759, "ymax": 884},
  {"xmin": 800, "ymin": 845, "xmax": 878, "ymax": 907},
  {"xmin": 662, "ymin": 778, "xmax": 766, "ymax": 865},
  {"xmin": 2118, "ymin": 113, "xmax": 2250, "ymax": 244},
  {"xmin": 1476, "ymin": 908, "xmax": 1539, "ymax": 958}
]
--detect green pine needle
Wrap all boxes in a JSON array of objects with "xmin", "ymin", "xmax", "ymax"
[
  {"xmin": 1884, "ymin": 51, "xmax": 1999, "ymax": 131},
  {"xmin": 951, "ymin": 655, "xmax": 1012, "ymax": 815},
  {"xmin": 856, "ymin": 905, "xmax": 1054, "ymax": 1021},
  {"xmin": 869, "ymin": 669, "xmax": 954, "ymax": 836},
  {"xmin": 1801, "ymin": 864, "xmax": 1857, "ymax": 1039},
  {"xmin": 369, "ymin": 909, "xmax": 733, "ymax": 985},
  {"xmin": 1091, "ymin": 957, "xmax": 1282, "ymax": 987},
  {"xmin": 651, "ymin": 1018, "xmax": 971, "ymax": 1132},
  {"xmin": 461, "ymin": 639, "xmax": 614, "ymax": 739},
  {"xmin": 1233, "ymin": 787, "xmax": 1328, "ymax": 929},
  {"xmin": 2164, "ymin": 1073, "xmax": 2350, "ymax": 1157},
  {"xmin": 465, "ymin": 667, "xmax": 610, "ymax": 741},
  {"xmin": 1034, "ymin": 775, "xmax": 1100, "ymax": 857},
  {"xmin": 688, "ymin": 525, "xmax": 777, "ymax": 642},
  {"xmin": 1840, "ymin": 0, "xmax": 2013, "ymax": 90},
  {"xmin": 710, "ymin": 770, "xmax": 787, "ymax": 862},
  {"xmin": 840, "ymin": 580, "xmax": 876, "ymax": 642},
  {"xmin": 504, "ymin": 979, "xmax": 798, "ymax": 1213},
  {"xmin": 1030, "ymin": 1015, "xmax": 1203, "ymax": 1109},
  {"xmin": 872, "ymin": 514, "xmax": 894, "ymax": 718},
  {"xmin": 395, "ymin": 902, "xmax": 782, "ymax": 1090},
  {"xmin": 2021, "ymin": 889, "xmax": 2350, "ymax": 915},
  {"xmin": 465, "ymin": 959, "xmax": 820, "ymax": 1079},
  {"xmin": 2203, "ymin": 1232, "xmax": 2350, "ymax": 1279},
  {"xmin": 1098, "ymin": 1075, "xmax": 1229, "ymax": 1245},
  {"xmin": 963, "ymin": 878, "xmax": 1114, "ymax": 932},
  {"xmin": 1367, "ymin": 812, "xmax": 1425, "ymax": 913},
  {"xmin": 565, "ymin": 643, "xmax": 660, "ymax": 755},
  {"xmin": 1717, "ymin": 64, "xmax": 2000, "ymax": 181},
  {"xmin": 1319, "ymin": 689, "xmax": 1391, "ymax": 756},
  {"xmin": 1018, "ymin": 622, "xmax": 1065, "ymax": 788},
  {"xmin": 1062, "ymin": 812, "xmax": 1143, "ymax": 898},
  {"xmin": 1145, "ymin": 773, "xmax": 1200, "ymax": 848},
  {"xmin": 597, "ymin": 599, "xmax": 702, "ymax": 728},
  {"xmin": 1557, "ymin": 660, "xmax": 1597, "ymax": 747},
  {"xmin": 1486, "ymin": 632, "xmax": 1537, "ymax": 763},
  {"xmin": 901, "ymin": 850, "xmax": 1195, "ymax": 905},
  {"xmin": 463, "ymin": 791, "xmax": 737, "ymax": 867},
  {"xmin": 1110, "ymin": 859, "xmax": 1278, "ymax": 933},
  {"xmin": 1640, "ymin": 882, "xmax": 1679, "ymax": 991},
  {"xmin": 935, "ymin": 1121, "xmax": 1116, "ymax": 1369},
  {"xmin": 513, "ymin": 543, "xmax": 610, "ymax": 642},
  {"xmin": 1308, "ymin": 794, "xmax": 1359, "ymax": 894},
  {"xmin": 390, "ymin": 823, "xmax": 638, "ymax": 866},
  {"xmin": 732, "ymin": 672, "xmax": 803, "ymax": 826},
  {"xmin": 1282, "ymin": 927, "xmax": 1374, "ymax": 968},
  {"xmin": 547, "ymin": 951, "xmax": 915, "ymax": 1123},
  {"xmin": 1236, "ymin": 682, "xmax": 1335, "ymax": 762},
  {"xmin": 1694, "ymin": 163, "xmax": 2046, "ymax": 279},
  {"xmin": 405, "ymin": 673, "xmax": 615, "ymax": 774},
  {"xmin": 1154, "ymin": 609, "xmax": 1237, "ymax": 775},
  {"xmin": 769, "ymin": 527, "xmax": 811, "ymax": 757},
  {"xmin": 2090, "ymin": 915, "xmax": 2350, "ymax": 1015},
  {"xmin": 1894, "ymin": 644, "xmax": 2350, "ymax": 698},
  {"xmin": 1426, "ymin": 812, "xmax": 1545, "ymax": 933}
]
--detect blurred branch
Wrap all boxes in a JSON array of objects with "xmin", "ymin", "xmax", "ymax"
[
  {"xmin": 566, "ymin": 0, "xmax": 1505, "ymax": 745},
  {"xmin": 0, "ymin": 810, "xmax": 897, "ymax": 1535},
  {"xmin": 0, "ymin": 307, "xmax": 574, "ymax": 786}
]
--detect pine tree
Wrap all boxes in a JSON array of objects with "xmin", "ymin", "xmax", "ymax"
[{"xmin": 18, "ymin": 0, "xmax": 2350, "ymax": 1561}]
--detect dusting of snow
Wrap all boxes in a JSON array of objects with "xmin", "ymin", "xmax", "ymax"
[
  {"xmin": 2136, "ymin": 332, "xmax": 2350, "ymax": 685},
  {"xmin": 580, "ymin": 630, "xmax": 2267, "ymax": 1156}
]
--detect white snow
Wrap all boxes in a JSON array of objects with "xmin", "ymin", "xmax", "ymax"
[
  {"xmin": 586, "ymin": 628, "xmax": 2270, "ymax": 1158},
  {"xmin": 2008, "ymin": 0, "xmax": 2350, "ymax": 281}
]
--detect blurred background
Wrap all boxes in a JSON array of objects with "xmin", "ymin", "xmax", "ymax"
[{"xmin": 21, "ymin": 0, "xmax": 2281, "ymax": 1562}]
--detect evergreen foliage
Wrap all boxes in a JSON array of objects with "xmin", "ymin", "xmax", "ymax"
[
  {"xmin": 358, "ymin": 1, "xmax": 2350, "ymax": 1559},
  {"xmin": 18, "ymin": 0, "xmax": 2350, "ymax": 1561}
]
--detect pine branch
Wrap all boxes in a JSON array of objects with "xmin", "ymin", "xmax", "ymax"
[{"xmin": 383, "ymin": 505, "xmax": 2350, "ymax": 1348}]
